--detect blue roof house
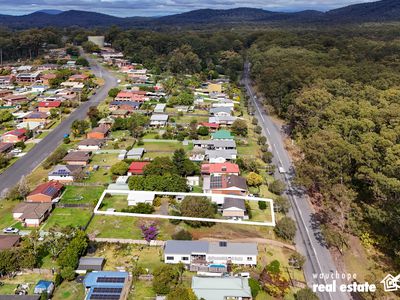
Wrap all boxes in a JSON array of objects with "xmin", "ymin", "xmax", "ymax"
[{"xmin": 84, "ymin": 271, "xmax": 129, "ymax": 300}]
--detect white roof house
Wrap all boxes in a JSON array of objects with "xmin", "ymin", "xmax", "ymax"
[
  {"xmin": 154, "ymin": 103, "xmax": 166, "ymax": 113},
  {"xmin": 150, "ymin": 114, "xmax": 169, "ymax": 126},
  {"xmin": 164, "ymin": 240, "xmax": 257, "ymax": 266},
  {"xmin": 127, "ymin": 191, "xmax": 155, "ymax": 206},
  {"xmin": 127, "ymin": 148, "xmax": 145, "ymax": 159}
]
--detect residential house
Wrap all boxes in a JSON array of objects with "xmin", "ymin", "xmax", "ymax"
[
  {"xmin": 31, "ymin": 85, "xmax": 48, "ymax": 93},
  {"xmin": 109, "ymin": 100, "xmax": 141, "ymax": 111},
  {"xmin": 76, "ymin": 257, "xmax": 105, "ymax": 274},
  {"xmin": 33, "ymin": 281, "xmax": 54, "ymax": 296},
  {"xmin": 68, "ymin": 74, "xmax": 89, "ymax": 82},
  {"xmin": 48, "ymin": 164, "xmax": 83, "ymax": 182},
  {"xmin": 78, "ymin": 139, "xmax": 104, "ymax": 151},
  {"xmin": 209, "ymin": 107, "xmax": 232, "ymax": 117},
  {"xmin": 0, "ymin": 142, "xmax": 13, "ymax": 155},
  {"xmin": 115, "ymin": 90, "xmax": 147, "ymax": 102},
  {"xmin": 127, "ymin": 191, "xmax": 155, "ymax": 206},
  {"xmin": 15, "ymin": 71, "xmax": 41, "ymax": 84},
  {"xmin": 3, "ymin": 95, "xmax": 29, "ymax": 106},
  {"xmin": 211, "ymin": 130, "xmax": 234, "ymax": 140},
  {"xmin": 23, "ymin": 112, "xmax": 48, "ymax": 124},
  {"xmin": 38, "ymin": 101, "xmax": 61, "ymax": 113},
  {"xmin": 203, "ymin": 175, "xmax": 247, "ymax": 195},
  {"xmin": 192, "ymin": 277, "xmax": 252, "ymax": 300},
  {"xmin": 87, "ymin": 126, "xmax": 109, "ymax": 140},
  {"xmin": 222, "ymin": 197, "xmax": 247, "ymax": 219},
  {"xmin": 0, "ymin": 75, "xmax": 15, "ymax": 87},
  {"xmin": 154, "ymin": 103, "xmax": 166, "ymax": 113},
  {"xmin": 98, "ymin": 117, "xmax": 115, "ymax": 129},
  {"xmin": 193, "ymin": 140, "xmax": 236, "ymax": 150},
  {"xmin": 197, "ymin": 122, "xmax": 219, "ymax": 132},
  {"xmin": 204, "ymin": 83, "xmax": 223, "ymax": 94},
  {"xmin": 212, "ymin": 99, "xmax": 235, "ymax": 109},
  {"xmin": 127, "ymin": 161, "xmax": 150, "ymax": 175},
  {"xmin": 12, "ymin": 202, "xmax": 53, "ymax": 227},
  {"xmin": 83, "ymin": 271, "xmax": 129, "ymax": 300},
  {"xmin": 63, "ymin": 151, "xmax": 91, "ymax": 166},
  {"xmin": 0, "ymin": 235, "xmax": 20, "ymax": 250},
  {"xmin": 164, "ymin": 240, "xmax": 257, "ymax": 266},
  {"xmin": 205, "ymin": 149, "xmax": 237, "ymax": 163},
  {"xmin": 150, "ymin": 114, "xmax": 168, "ymax": 127},
  {"xmin": 0, "ymin": 89, "xmax": 12, "ymax": 98},
  {"xmin": 2, "ymin": 129, "xmax": 27, "ymax": 144},
  {"xmin": 209, "ymin": 115, "xmax": 237, "ymax": 126},
  {"xmin": 26, "ymin": 181, "xmax": 63, "ymax": 203},
  {"xmin": 126, "ymin": 148, "xmax": 145, "ymax": 160},
  {"xmin": 16, "ymin": 122, "xmax": 42, "ymax": 133},
  {"xmin": 110, "ymin": 109, "xmax": 129, "ymax": 119},
  {"xmin": 40, "ymin": 73, "xmax": 57, "ymax": 85},
  {"xmin": 201, "ymin": 163, "xmax": 240, "ymax": 176}
]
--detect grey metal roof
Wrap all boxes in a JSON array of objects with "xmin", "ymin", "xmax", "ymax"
[
  {"xmin": 127, "ymin": 148, "xmax": 145, "ymax": 156},
  {"xmin": 192, "ymin": 277, "xmax": 252, "ymax": 300},
  {"xmin": 210, "ymin": 107, "xmax": 232, "ymax": 114},
  {"xmin": 79, "ymin": 257, "xmax": 105, "ymax": 266},
  {"xmin": 208, "ymin": 241, "xmax": 257, "ymax": 255},
  {"xmin": 193, "ymin": 140, "xmax": 236, "ymax": 148},
  {"xmin": 164, "ymin": 240, "xmax": 209, "ymax": 255},
  {"xmin": 205, "ymin": 149, "xmax": 237, "ymax": 159},
  {"xmin": 222, "ymin": 198, "xmax": 246, "ymax": 210},
  {"xmin": 150, "ymin": 114, "xmax": 169, "ymax": 121}
]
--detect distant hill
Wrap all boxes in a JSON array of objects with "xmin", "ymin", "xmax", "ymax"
[
  {"xmin": 0, "ymin": 0, "xmax": 399, "ymax": 29},
  {"xmin": 36, "ymin": 9, "xmax": 63, "ymax": 15}
]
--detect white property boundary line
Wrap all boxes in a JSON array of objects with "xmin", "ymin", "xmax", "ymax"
[{"xmin": 94, "ymin": 190, "xmax": 276, "ymax": 227}]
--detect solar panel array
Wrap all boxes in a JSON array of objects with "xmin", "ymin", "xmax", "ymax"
[
  {"xmin": 93, "ymin": 288, "xmax": 123, "ymax": 293},
  {"xmin": 96, "ymin": 277, "xmax": 125, "ymax": 283},
  {"xmin": 44, "ymin": 186, "xmax": 57, "ymax": 196},
  {"xmin": 210, "ymin": 176, "xmax": 222, "ymax": 188},
  {"xmin": 90, "ymin": 294, "xmax": 120, "ymax": 300}
]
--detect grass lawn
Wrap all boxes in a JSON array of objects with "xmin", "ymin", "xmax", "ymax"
[
  {"xmin": 0, "ymin": 200, "xmax": 18, "ymax": 229},
  {"xmin": 53, "ymin": 280, "xmax": 85, "ymax": 300},
  {"xmin": 61, "ymin": 185, "xmax": 104, "ymax": 205},
  {"xmin": 85, "ymin": 167, "xmax": 113, "ymax": 184},
  {"xmin": 42, "ymin": 207, "xmax": 92, "ymax": 230},
  {"xmin": 0, "ymin": 272, "xmax": 54, "ymax": 295},
  {"xmin": 86, "ymin": 215, "xmax": 175, "ymax": 240},
  {"xmin": 129, "ymin": 281, "xmax": 156, "ymax": 299},
  {"xmin": 91, "ymin": 153, "xmax": 121, "ymax": 167},
  {"xmin": 248, "ymin": 200, "xmax": 273, "ymax": 223},
  {"xmin": 175, "ymin": 115, "xmax": 208, "ymax": 124},
  {"xmin": 100, "ymin": 195, "xmax": 128, "ymax": 211},
  {"xmin": 141, "ymin": 141, "xmax": 181, "ymax": 152}
]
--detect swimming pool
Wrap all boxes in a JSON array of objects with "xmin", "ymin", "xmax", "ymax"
[{"xmin": 209, "ymin": 264, "xmax": 226, "ymax": 268}]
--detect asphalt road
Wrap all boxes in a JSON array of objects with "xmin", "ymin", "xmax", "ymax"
[
  {"xmin": 0, "ymin": 55, "xmax": 118, "ymax": 196},
  {"xmin": 242, "ymin": 62, "xmax": 350, "ymax": 300}
]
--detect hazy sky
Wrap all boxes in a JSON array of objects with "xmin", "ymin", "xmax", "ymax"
[{"xmin": 0, "ymin": 0, "xmax": 377, "ymax": 16}]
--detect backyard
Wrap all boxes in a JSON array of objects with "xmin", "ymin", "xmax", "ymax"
[{"xmin": 41, "ymin": 207, "xmax": 93, "ymax": 230}]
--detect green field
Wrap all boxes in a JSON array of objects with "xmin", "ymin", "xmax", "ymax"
[
  {"xmin": 100, "ymin": 195, "xmax": 128, "ymax": 211},
  {"xmin": 61, "ymin": 185, "xmax": 104, "ymax": 205},
  {"xmin": 42, "ymin": 207, "xmax": 92, "ymax": 230},
  {"xmin": 53, "ymin": 280, "xmax": 85, "ymax": 300}
]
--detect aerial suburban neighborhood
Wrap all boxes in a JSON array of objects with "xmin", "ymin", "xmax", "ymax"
[{"xmin": 0, "ymin": 1, "xmax": 399, "ymax": 300}]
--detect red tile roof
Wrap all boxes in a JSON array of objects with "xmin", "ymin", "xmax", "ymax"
[
  {"xmin": 201, "ymin": 163, "xmax": 240, "ymax": 174},
  {"xmin": 128, "ymin": 161, "xmax": 150, "ymax": 175},
  {"xmin": 3, "ymin": 128, "xmax": 27, "ymax": 137},
  {"xmin": 28, "ymin": 181, "xmax": 63, "ymax": 197},
  {"xmin": 199, "ymin": 122, "xmax": 220, "ymax": 129},
  {"xmin": 38, "ymin": 101, "xmax": 61, "ymax": 108}
]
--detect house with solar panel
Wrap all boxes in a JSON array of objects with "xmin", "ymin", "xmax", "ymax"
[
  {"xmin": 83, "ymin": 271, "xmax": 130, "ymax": 300},
  {"xmin": 48, "ymin": 164, "xmax": 83, "ymax": 182},
  {"xmin": 26, "ymin": 181, "xmax": 64, "ymax": 203}
]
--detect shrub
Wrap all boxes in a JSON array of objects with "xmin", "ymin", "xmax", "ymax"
[
  {"xmin": 269, "ymin": 179, "xmax": 286, "ymax": 195},
  {"xmin": 172, "ymin": 229, "xmax": 192, "ymax": 240},
  {"xmin": 274, "ymin": 217, "xmax": 296, "ymax": 241},
  {"xmin": 258, "ymin": 201, "xmax": 267, "ymax": 210}
]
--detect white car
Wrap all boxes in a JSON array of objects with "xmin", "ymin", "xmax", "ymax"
[
  {"xmin": 3, "ymin": 227, "xmax": 19, "ymax": 234},
  {"xmin": 278, "ymin": 167, "xmax": 286, "ymax": 174}
]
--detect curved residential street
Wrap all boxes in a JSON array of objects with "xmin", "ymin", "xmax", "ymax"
[
  {"xmin": 242, "ymin": 62, "xmax": 350, "ymax": 300},
  {"xmin": 0, "ymin": 56, "xmax": 118, "ymax": 195}
]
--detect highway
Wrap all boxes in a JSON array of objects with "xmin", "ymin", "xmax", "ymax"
[
  {"xmin": 0, "ymin": 55, "xmax": 118, "ymax": 196},
  {"xmin": 242, "ymin": 62, "xmax": 349, "ymax": 300}
]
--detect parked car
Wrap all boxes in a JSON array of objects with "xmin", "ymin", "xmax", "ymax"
[{"xmin": 3, "ymin": 227, "xmax": 19, "ymax": 234}]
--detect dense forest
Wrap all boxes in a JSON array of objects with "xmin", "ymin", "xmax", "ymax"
[
  {"xmin": 1, "ymin": 23, "xmax": 399, "ymax": 271},
  {"xmin": 249, "ymin": 26, "xmax": 400, "ymax": 268}
]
